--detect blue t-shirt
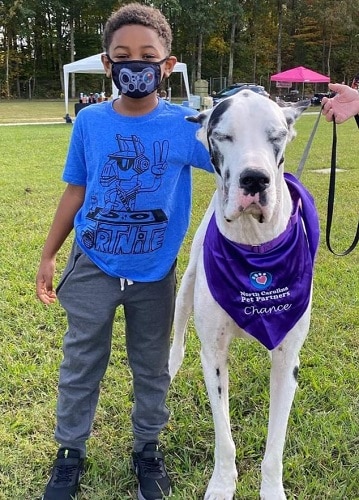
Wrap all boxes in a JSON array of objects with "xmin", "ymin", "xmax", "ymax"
[{"xmin": 63, "ymin": 98, "xmax": 213, "ymax": 281}]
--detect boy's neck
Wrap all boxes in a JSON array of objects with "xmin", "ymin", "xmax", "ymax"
[{"xmin": 113, "ymin": 94, "xmax": 160, "ymax": 116}]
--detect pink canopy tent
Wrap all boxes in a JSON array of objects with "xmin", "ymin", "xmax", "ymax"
[{"xmin": 271, "ymin": 66, "xmax": 330, "ymax": 83}]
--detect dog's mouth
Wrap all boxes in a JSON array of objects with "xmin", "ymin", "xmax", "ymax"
[
  {"xmin": 224, "ymin": 201, "xmax": 268, "ymax": 223},
  {"xmin": 239, "ymin": 202, "xmax": 265, "ymax": 222},
  {"xmin": 221, "ymin": 167, "xmax": 273, "ymax": 223},
  {"xmin": 240, "ymin": 191, "xmax": 267, "ymax": 218},
  {"xmin": 224, "ymin": 190, "xmax": 269, "ymax": 222}
]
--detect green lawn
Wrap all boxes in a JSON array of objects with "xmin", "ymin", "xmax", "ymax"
[
  {"xmin": 0, "ymin": 99, "xmax": 69, "ymax": 124},
  {"xmin": 0, "ymin": 101, "xmax": 358, "ymax": 499}
]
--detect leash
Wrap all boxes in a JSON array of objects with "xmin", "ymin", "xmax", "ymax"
[
  {"xmin": 295, "ymin": 107, "xmax": 322, "ymax": 180},
  {"xmin": 295, "ymin": 106, "xmax": 358, "ymax": 255},
  {"xmin": 325, "ymin": 118, "xmax": 359, "ymax": 255}
]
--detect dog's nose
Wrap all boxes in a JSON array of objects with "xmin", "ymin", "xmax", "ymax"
[{"xmin": 240, "ymin": 170, "xmax": 270, "ymax": 195}]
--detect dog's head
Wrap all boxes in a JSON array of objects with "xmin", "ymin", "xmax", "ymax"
[{"xmin": 187, "ymin": 91, "xmax": 310, "ymax": 223}]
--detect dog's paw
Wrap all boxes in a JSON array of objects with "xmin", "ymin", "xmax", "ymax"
[
  {"xmin": 260, "ymin": 486, "xmax": 286, "ymax": 500},
  {"xmin": 260, "ymin": 495, "xmax": 286, "ymax": 500},
  {"xmin": 204, "ymin": 491, "xmax": 235, "ymax": 500},
  {"xmin": 204, "ymin": 474, "xmax": 236, "ymax": 500}
]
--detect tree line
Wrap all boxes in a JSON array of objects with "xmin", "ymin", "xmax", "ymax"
[{"xmin": 1, "ymin": 0, "xmax": 359, "ymax": 99}]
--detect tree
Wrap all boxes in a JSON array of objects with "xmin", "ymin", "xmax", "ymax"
[{"xmin": 0, "ymin": 0, "xmax": 358, "ymax": 99}]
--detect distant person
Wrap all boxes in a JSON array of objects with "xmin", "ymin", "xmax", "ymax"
[
  {"xmin": 322, "ymin": 82, "xmax": 359, "ymax": 124},
  {"xmin": 36, "ymin": 3, "xmax": 212, "ymax": 500},
  {"xmin": 351, "ymin": 73, "xmax": 359, "ymax": 90}
]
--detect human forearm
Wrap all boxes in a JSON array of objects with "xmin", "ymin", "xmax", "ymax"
[
  {"xmin": 40, "ymin": 184, "xmax": 85, "ymax": 259},
  {"xmin": 36, "ymin": 184, "xmax": 85, "ymax": 304}
]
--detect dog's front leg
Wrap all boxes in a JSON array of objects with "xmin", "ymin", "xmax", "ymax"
[
  {"xmin": 195, "ymin": 275, "xmax": 237, "ymax": 499},
  {"xmin": 260, "ymin": 310, "xmax": 311, "ymax": 500},
  {"xmin": 169, "ymin": 203, "xmax": 215, "ymax": 380},
  {"xmin": 200, "ymin": 329, "xmax": 237, "ymax": 500}
]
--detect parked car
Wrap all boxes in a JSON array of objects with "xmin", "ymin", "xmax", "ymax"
[
  {"xmin": 212, "ymin": 83, "xmax": 269, "ymax": 105},
  {"xmin": 279, "ymin": 90, "xmax": 301, "ymax": 103},
  {"xmin": 310, "ymin": 91, "xmax": 336, "ymax": 106}
]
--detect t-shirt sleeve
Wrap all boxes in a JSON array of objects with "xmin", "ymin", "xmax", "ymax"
[
  {"xmin": 62, "ymin": 117, "xmax": 87, "ymax": 186},
  {"xmin": 190, "ymin": 134, "xmax": 213, "ymax": 173}
]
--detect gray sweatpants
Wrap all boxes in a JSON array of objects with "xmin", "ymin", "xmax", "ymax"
[{"xmin": 55, "ymin": 242, "xmax": 176, "ymax": 456}]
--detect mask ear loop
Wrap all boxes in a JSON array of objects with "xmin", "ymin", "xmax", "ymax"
[{"xmin": 105, "ymin": 54, "xmax": 115, "ymax": 64}]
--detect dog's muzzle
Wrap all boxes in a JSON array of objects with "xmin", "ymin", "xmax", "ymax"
[{"xmin": 235, "ymin": 168, "xmax": 270, "ymax": 219}]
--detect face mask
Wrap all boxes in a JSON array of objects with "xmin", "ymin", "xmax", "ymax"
[{"xmin": 106, "ymin": 55, "xmax": 167, "ymax": 98}]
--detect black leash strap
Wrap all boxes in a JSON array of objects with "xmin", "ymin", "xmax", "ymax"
[{"xmin": 325, "ymin": 118, "xmax": 359, "ymax": 255}]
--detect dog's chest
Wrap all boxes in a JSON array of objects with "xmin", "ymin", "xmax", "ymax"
[{"xmin": 203, "ymin": 175, "xmax": 319, "ymax": 350}]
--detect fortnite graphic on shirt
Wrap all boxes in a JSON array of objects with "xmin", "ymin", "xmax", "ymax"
[{"xmin": 81, "ymin": 134, "xmax": 169, "ymax": 255}]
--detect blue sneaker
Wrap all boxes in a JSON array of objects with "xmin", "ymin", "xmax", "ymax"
[
  {"xmin": 43, "ymin": 448, "xmax": 84, "ymax": 499},
  {"xmin": 132, "ymin": 443, "xmax": 172, "ymax": 499}
]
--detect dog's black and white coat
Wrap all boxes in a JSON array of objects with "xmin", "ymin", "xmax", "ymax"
[{"xmin": 169, "ymin": 91, "xmax": 319, "ymax": 500}]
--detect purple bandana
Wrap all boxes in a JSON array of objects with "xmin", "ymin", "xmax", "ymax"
[{"xmin": 203, "ymin": 173, "xmax": 319, "ymax": 350}]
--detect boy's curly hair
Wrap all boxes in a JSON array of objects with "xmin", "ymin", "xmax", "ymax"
[{"xmin": 103, "ymin": 2, "xmax": 172, "ymax": 54}]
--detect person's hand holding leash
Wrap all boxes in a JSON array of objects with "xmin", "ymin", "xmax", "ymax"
[{"xmin": 322, "ymin": 83, "xmax": 359, "ymax": 123}]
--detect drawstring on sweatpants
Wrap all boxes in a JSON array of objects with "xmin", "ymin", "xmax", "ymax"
[{"xmin": 120, "ymin": 278, "xmax": 134, "ymax": 291}]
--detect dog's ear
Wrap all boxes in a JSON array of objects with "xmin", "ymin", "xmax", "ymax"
[
  {"xmin": 185, "ymin": 110, "xmax": 211, "ymax": 124},
  {"xmin": 186, "ymin": 109, "xmax": 213, "ymax": 147},
  {"xmin": 280, "ymin": 99, "xmax": 311, "ymax": 142}
]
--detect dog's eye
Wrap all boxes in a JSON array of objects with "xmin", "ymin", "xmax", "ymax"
[
  {"xmin": 213, "ymin": 131, "xmax": 233, "ymax": 142},
  {"xmin": 267, "ymin": 129, "xmax": 287, "ymax": 148},
  {"xmin": 278, "ymin": 156, "xmax": 284, "ymax": 167},
  {"xmin": 269, "ymin": 128, "xmax": 287, "ymax": 141}
]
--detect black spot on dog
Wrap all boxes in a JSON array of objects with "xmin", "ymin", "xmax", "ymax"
[
  {"xmin": 293, "ymin": 365, "xmax": 299, "ymax": 381},
  {"xmin": 209, "ymin": 141, "xmax": 224, "ymax": 176},
  {"xmin": 216, "ymin": 368, "xmax": 220, "ymax": 377},
  {"xmin": 224, "ymin": 169, "xmax": 230, "ymax": 184},
  {"xmin": 208, "ymin": 98, "xmax": 232, "ymax": 130},
  {"xmin": 218, "ymin": 386, "xmax": 222, "ymax": 397},
  {"xmin": 186, "ymin": 113, "xmax": 204, "ymax": 124},
  {"xmin": 259, "ymin": 191, "xmax": 268, "ymax": 206}
]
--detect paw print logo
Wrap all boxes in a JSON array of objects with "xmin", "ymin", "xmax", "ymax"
[{"xmin": 249, "ymin": 272, "xmax": 273, "ymax": 290}]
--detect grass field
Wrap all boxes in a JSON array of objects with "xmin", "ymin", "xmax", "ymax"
[
  {"xmin": 0, "ymin": 99, "xmax": 69, "ymax": 124},
  {"xmin": 0, "ymin": 100, "xmax": 358, "ymax": 499}
]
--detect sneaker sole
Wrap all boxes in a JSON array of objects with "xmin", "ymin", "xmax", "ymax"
[
  {"xmin": 137, "ymin": 485, "xmax": 172, "ymax": 500},
  {"xmin": 42, "ymin": 497, "xmax": 79, "ymax": 500}
]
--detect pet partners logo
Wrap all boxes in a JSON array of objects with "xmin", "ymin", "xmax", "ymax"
[{"xmin": 250, "ymin": 272, "xmax": 272, "ymax": 290}]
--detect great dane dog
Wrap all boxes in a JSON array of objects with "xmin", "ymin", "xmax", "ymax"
[{"xmin": 169, "ymin": 91, "xmax": 319, "ymax": 500}]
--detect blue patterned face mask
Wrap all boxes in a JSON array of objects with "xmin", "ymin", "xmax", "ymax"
[{"xmin": 106, "ymin": 55, "xmax": 167, "ymax": 98}]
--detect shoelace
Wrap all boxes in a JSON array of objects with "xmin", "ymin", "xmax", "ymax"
[
  {"xmin": 54, "ymin": 464, "xmax": 79, "ymax": 484},
  {"xmin": 140, "ymin": 457, "xmax": 164, "ymax": 476}
]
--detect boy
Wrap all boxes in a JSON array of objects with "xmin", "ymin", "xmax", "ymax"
[{"xmin": 36, "ymin": 3, "xmax": 212, "ymax": 499}]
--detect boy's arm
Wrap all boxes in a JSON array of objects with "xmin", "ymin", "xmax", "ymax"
[{"xmin": 36, "ymin": 183, "xmax": 85, "ymax": 305}]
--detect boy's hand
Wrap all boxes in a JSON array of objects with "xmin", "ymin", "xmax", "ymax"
[
  {"xmin": 322, "ymin": 83, "xmax": 359, "ymax": 123},
  {"xmin": 36, "ymin": 258, "xmax": 57, "ymax": 305}
]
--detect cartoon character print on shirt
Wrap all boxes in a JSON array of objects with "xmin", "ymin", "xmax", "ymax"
[{"xmin": 81, "ymin": 134, "xmax": 169, "ymax": 255}]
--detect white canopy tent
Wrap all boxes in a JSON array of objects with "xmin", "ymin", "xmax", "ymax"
[{"xmin": 63, "ymin": 53, "xmax": 191, "ymax": 114}]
